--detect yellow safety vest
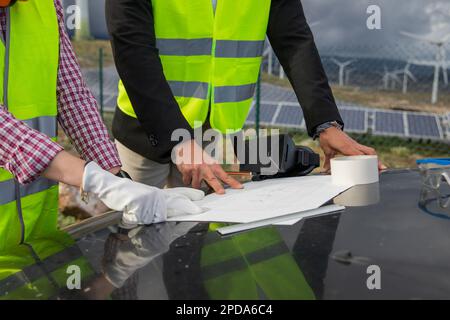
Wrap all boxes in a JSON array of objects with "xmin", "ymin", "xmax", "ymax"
[
  {"xmin": 0, "ymin": 0, "xmax": 60, "ymax": 260},
  {"xmin": 117, "ymin": 0, "xmax": 271, "ymax": 133},
  {"xmin": 202, "ymin": 225, "xmax": 316, "ymax": 300},
  {"xmin": 0, "ymin": 232, "xmax": 95, "ymax": 300}
]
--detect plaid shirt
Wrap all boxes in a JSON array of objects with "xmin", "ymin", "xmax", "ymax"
[{"xmin": 0, "ymin": 0, "xmax": 121, "ymax": 184}]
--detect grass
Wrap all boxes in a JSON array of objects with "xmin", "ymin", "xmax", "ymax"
[
  {"xmin": 72, "ymin": 40, "xmax": 115, "ymax": 69},
  {"xmin": 283, "ymin": 129, "xmax": 449, "ymax": 170}
]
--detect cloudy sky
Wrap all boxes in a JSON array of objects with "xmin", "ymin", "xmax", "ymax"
[
  {"xmin": 302, "ymin": 0, "xmax": 450, "ymax": 59},
  {"xmin": 67, "ymin": 0, "xmax": 450, "ymax": 60}
]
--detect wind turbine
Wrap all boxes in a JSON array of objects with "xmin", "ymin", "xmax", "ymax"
[
  {"xmin": 345, "ymin": 68, "xmax": 355, "ymax": 86},
  {"xmin": 331, "ymin": 58, "xmax": 355, "ymax": 87},
  {"xmin": 401, "ymin": 29, "xmax": 450, "ymax": 104},
  {"xmin": 399, "ymin": 63, "xmax": 417, "ymax": 94},
  {"xmin": 279, "ymin": 65, "xmax": 285, "ymax": 79},
  {"xmin": 309, "ymin": 21, "xmax": 321, "ymax": 28},
  {"xmin": 262, "ymin": 42, "xmax": 274, "ymax": 75},
  {"xmin": 263, "ymin": 21, "xmax": 320, "ymax": 77},
  {"xmin": 379, "ymin": 66, "xmax": 401, "ymax": 90}
]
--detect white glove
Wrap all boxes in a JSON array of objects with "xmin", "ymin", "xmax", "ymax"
[{"xmin": 82, "ymin": 162, "xmax": 205, "ymax": 225}]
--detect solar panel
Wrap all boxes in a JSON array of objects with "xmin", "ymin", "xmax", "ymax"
[
  {"xmin": 407, "ymin": 113, "xmax": 442, "ymax": 139},
  {"xmin": 79, "ymin": 66, "xmax": 448, "ymax": 141},
  {"xmin": 246, "ymin": 103, "xmax": 279, "ymax": 124},
  {"xmin": 374, "ymin": 111, "xmax": 406, "ymax": 136},
  {"xmin": 260, "ymin": 83, "xmax": 297, "ymax": 103},
  {"xmin": 339, "ymin": 108, "xmax": 367, "ymax": 133},
  {"xmin": 273, "ymin": 104, "xmax": 304, "ymax": 127}
]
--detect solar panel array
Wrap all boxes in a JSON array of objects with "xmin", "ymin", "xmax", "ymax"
[
  {"xmin": 251, "ymin": 84, "xmax": 447, "ymax": 141},
  {"xmin": 260, "ymin": 83, "xmax": 298, "ymax": 103},
  {"xmin": 81, "ymin": 68, "xmax": 449, "ymax": 142},
  {"xmin": 246, "ymin": 103, "xmax": 446, "ymax": 141},
  {"xmin": 246, "ymin": 103, "xmax": 305, "ymax": 128},
  {"xmin": 246, "ymin": 103, "xmax": 279, "ymax": 125},
  {"xmin": 273, "ymin": 104, "xmax": 304, "ymax": 127},
  {"xmin": 407, "ymin": 114, "xmax": 442, "ymax": 139},
  {"xmin": 373, "ymin": 111, "xmax": 406, "ymax": 136},
  {"xmin": 338, "ymin": 108, "xmax": 367, "ymax": 133}
]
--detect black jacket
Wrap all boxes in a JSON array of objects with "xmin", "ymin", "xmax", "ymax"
[{"xmin": 106, "ymin": 0, "xmax": 343, "ymax": 163}]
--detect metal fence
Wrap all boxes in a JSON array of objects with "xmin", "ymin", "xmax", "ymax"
[
  {"xmin": 258, "ymin": 41, "xmax": 449, "ymax": 139},
  {"xmin": 79, "ymin": 42, "xmax": 449, "ymax": 169},
  {"xmin": 264, "ymin": 41, "xmax": 450, "ymax": 105},
  {"xmin": 84, "ymin": 43, "xmax": 450, "ymax": 137}
]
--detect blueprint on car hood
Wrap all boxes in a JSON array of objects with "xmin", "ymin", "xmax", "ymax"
[{"xmin": 167, "ymin": 175, "xmax": 353, "ymax": 225}]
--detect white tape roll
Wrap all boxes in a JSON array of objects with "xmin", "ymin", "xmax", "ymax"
[{"xmin": 331, "ymin": 155, "xmax": 379, "ymax": 186}]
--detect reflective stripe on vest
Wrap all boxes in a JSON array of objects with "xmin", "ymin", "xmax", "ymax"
[
  {"xmin": 156, "ymin": 38, "xmax": 212, "ymax": 56},
  {"xmin": 0, "ymin": 1, "xmax": 60, "ymax": 252},
  {"xmin": 0, "ymin": 178, "xmax": 57, "ymax": 206},
  {"xmin": 117, "ymin": 0, "xmax": 272, "ymax": 133},
  {"xmin": 214, "ymin": 84, "xmax": 256, "ymax": 104},
  {"xmin": 168, "ymin": 81, "xmax": 209, "ymax": 100},
  {"xmin": 215, "ymin": 40, "xmax": 265, "ymax": 58},
  {"xmin": 156, "ymin": 38, "xmax": 265, "ymax": 58},
  {"xmin": 22, "ymin": 116, "xmax": 58, "ymax": 138},
  {"xmin": 200, "ymin": 227, "xmax": 316, "ymax": 300}
]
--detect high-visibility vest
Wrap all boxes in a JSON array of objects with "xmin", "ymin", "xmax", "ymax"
[
  {"xmin": 117, "ymin": 0, "xmax": 272, "ymax": 133},
  {"xmin": 201, "ymin": 225, "xmax": 316, "ymax": 300},
  {"xmin": 0, "ymin": 1, "xmax": 60, "ymax": 253},
  {"xmin": 0, "ymin": 231, "xmax": 95, "ymax": 300}
]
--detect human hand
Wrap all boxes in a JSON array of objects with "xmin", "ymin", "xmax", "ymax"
[
  {"xmin": 174, "ymin": 139, "xmax": 243, "ymax": 194},
  {"xmin": 82, "ymin": 162, "xmax": 204, "ymax": 225},
  {"xmin": 319, "ymin": 127, "xmax": 386, "ymax": 172}
]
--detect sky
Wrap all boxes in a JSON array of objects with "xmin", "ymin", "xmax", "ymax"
[
  {"xmin": 64, "ymin": 0, "xmax": 450, "ymax": 60},
  {"xmin": 302, "ymin": 0, "xmax": 450, "ymax": 59}
]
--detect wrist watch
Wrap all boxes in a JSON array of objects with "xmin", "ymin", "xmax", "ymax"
[
  {"xmin": 115, "ymin": 170, "xmax": 132, "ymax": 179},
  {"xmin": 313, "ymin": 121, "xmax": 343, "ymax": 140}
]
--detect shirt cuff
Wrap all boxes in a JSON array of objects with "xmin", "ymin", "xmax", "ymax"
[
  {"xmin": 80, "ymin": 139, "xmax": 122, "ymax": 171},
  {"xmin": 312, "ymin": 121, "xmax": 343, "ymax": 140},
  {"xmin": 6, "ymin": 131, "xmax": 64, "ymax": 185}
]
